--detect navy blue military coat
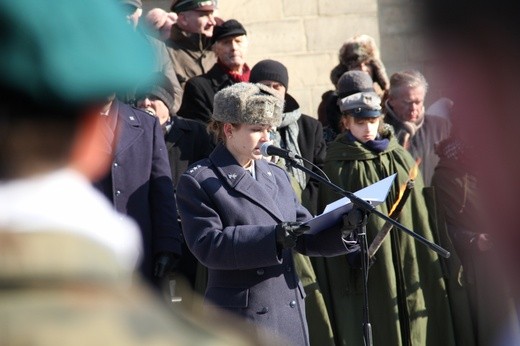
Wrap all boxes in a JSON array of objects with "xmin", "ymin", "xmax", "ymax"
[
  {"xmin": 176, "ymin": 144, "xmax": 358, "ymax": 346},
  {"xmin": 94, "ymin": 100, "xmax": 182, "ymax": 282}
]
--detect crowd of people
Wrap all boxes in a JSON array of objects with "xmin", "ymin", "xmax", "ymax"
[{"xmin": 2, "ymin": 0, "xmax": 520, "ymax": 345}]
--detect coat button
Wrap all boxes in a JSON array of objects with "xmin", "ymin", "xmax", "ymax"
[
  {"xmin": 289, "ymin": 300, "xmax": 296, "ymax": 308},
  {"xmin": 257, "ymin": 307, "xmax": 269, "ymax": 314},
  {"xmin": 115, "ymin": 190, "xmax": 121, "ymax": 196},
  {"xmin": 113, "ymin": 162, "xmax": 118, "ymax": 167},
  {"xmin": 256, "ymin": 269, "xmax": 264, "ymax": 276},
  {"xmin": 286, "ymin": 266, "xmax": 292, "ymax": 272}
]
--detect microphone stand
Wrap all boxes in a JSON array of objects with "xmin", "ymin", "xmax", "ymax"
[{"xmin": 284, "ymin": 157, "xmax": 450, "ymax": 346}]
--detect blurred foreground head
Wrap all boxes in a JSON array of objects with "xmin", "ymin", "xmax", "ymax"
[
  {"xmin": 422, "ymin": 1, "xmax": 520, "ymax": 289},
  {"xmin": 0, "ymin": 0, "xmax": 154, "ymax": 179}
]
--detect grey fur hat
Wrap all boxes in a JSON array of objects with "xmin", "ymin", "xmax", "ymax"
[{"xmin": 212, "ymin": 82, "xmax": 284, "ymax": 127}]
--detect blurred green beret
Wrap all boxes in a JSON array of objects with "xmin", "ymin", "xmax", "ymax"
[{"xmin": 0, "ymin": 0, "xmax": 154, "ymax": 105}]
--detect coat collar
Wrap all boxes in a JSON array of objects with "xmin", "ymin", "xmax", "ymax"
[
  {"xmin": 210, "ymin": 144, "xmax": 285, "ymax": 222},
  {"xmin": 112, "ymin": 99, "xmax": 144, "ymax": 156},
  {"xmin": 165, "ymin": 115, "xmax": 191, "ymax": 149},
  {"xmin": 206, "ymin": 63, "xmax": 234, "ymax": 90},
  {"xmin": 168, "ymin": 25, "xmax": 212, "ymax": 53}
]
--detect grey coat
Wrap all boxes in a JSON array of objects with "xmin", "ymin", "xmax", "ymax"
[{"xmin": 176, "ymin": 144, "xmax": 358, "ymax": 346}]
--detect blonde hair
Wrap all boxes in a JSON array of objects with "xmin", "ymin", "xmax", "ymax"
[{"xmin": 207, "ymin": 119, "xmax": 241, "ymax": 143}]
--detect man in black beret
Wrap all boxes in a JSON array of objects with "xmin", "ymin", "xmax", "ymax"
[{"xmin": 177, "ymin": 19, "xmax": 250, "ymax": 123}]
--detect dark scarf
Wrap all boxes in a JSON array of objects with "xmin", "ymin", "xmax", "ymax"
[{"xmin": 346, "ymin": 131, "xmax": 390, "ymax": 153}]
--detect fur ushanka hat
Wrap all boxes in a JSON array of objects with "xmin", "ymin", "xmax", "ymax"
[
  {"xmin": 330, "ymin": 34, "xmax": 389, "ymax": 91},
  {"xmin": 212, "ymin": 83, "xmax": 283, "ymax": 127}
]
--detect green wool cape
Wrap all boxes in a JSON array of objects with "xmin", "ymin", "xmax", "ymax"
[{"xmin": 314, "ymin": 129, "xmax": 456, "ymax": 346}]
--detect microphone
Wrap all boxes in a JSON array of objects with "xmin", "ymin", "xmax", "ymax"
[{"xmin": 260, "ymin": 142, "xmax": 301, "ymax": 160}]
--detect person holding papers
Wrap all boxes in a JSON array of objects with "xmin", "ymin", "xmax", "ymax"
[
  {"xmin": 316, "ymin": 71, "xmax": 456, "ymax": 346},
  {"xmin": 175, "ymin": 82, "xmax": 360, "ymax": 346}
]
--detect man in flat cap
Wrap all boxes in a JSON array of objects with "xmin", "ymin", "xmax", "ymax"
[
  {"xmin": 177, "ymin": 19, "xmax": 250, "ymax": 123},
  {"xmin": 165, "ymin": 0, "xmax": 219, "ymax": 89}
]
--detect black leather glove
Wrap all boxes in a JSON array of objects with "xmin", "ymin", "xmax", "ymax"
[
  {"xmin": 275, "ymin": 222, "xmax": 310, "ymax": 250},
  {"xmin": 154, "ymin": 252, "xmax": 180, "ymax": 278},
  {"xmin": 341, "ymin": 210, "xmax": 367, "ymax": 239}
]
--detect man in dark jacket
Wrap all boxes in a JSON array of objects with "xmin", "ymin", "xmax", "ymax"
[
  {"xmin": 93, "ymin": 95, "xmax": 182, "ymax": 286},
  {"xmin": 177, "ymin": 19, "xmax": 250, "ymax": 123}
]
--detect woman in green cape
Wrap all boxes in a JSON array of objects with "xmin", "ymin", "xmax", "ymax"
[{"xmin": 315, "ymin": 71, "xmax": 456, "ymax": 346}]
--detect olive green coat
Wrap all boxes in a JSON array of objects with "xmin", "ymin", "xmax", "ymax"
[{"xmin": 315, "ymin": 129, "xmax": 456, "ymax": 346}]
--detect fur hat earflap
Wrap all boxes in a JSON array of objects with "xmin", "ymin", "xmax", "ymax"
[
  {"xmin": 369, "ymin": 58, "xmax": 390, "ymax": 91},
  {"xmin": 213, "ymin": 82, "xmax": 283, "ymax": 127}
]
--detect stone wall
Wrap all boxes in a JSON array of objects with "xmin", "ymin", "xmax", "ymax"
[{"xmin": 144, "ymin": 0, "xmax": 431, "ymax": 116}]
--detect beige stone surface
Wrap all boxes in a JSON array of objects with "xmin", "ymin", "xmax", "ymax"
[
  {"xmin": 305, "ymin": 15, "xmax": 380, "ymax": 52},
  {"xmin": 379, "ymin": 5, "xmax": 420, "ymax": 35},
  {"xmin": 246, "ymin": 20, "xmax": 307, "ymax": 55},
  {"xmin": 282, "ymin": 0, "xmax": 318, "ymax": 17},
  {"xmin": 217, "ymin": 0, "xmax": 284, "ymax": 22},
  {"xmin": 318, "ymin": 0, "xmax": 378, "ymax": 15}
]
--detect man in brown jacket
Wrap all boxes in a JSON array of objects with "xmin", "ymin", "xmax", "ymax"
[{"xmin": 166, "ymin": 0, "xmax": 218, "ymax": 89}]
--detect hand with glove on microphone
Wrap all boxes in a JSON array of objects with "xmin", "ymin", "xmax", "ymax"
[{"xmin": 275, "ymin": 222, "xmax": 310, "ymax": 252}]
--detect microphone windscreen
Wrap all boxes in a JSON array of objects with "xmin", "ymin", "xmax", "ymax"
[{"xmin": 260, "ymin": 142, "xmax": 271, "ymax": 157}]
